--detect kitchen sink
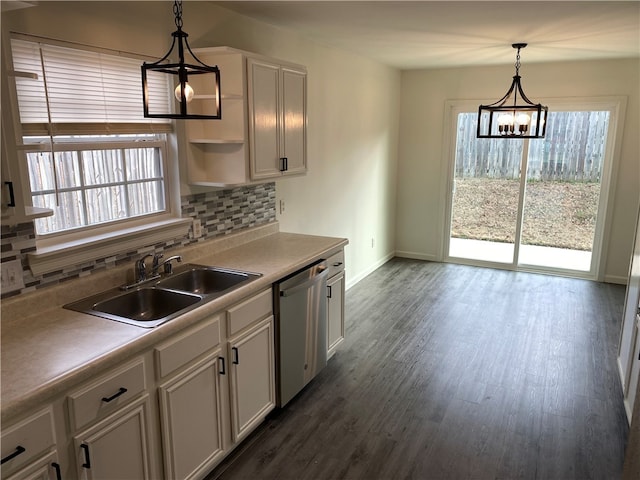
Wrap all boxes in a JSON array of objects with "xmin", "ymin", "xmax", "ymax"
[
  {"xmin": 64, "ymin": 264, "xmax": 262, "ymax": 328},
  {"xmin": 94, "ymin": 288, "xmax": 201, "ymax": 322},
  {"xmin": 156, "ymin": 266, "xmax": 257, "ymax": 295}
]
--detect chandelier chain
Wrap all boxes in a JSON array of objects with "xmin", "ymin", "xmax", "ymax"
[
  {"xmin": 173, "ymin": 0, "xmax": 183, "ymax": 29},
  {"xmin": 514, "ymin": 47, "xmax": 521, "ymax": 76}
]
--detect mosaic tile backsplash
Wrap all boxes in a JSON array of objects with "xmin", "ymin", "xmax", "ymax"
[{"xmin": 0, "ymin": 183, "xmax": 276, "ymax": 299}]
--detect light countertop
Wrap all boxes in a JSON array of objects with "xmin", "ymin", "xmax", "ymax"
[{"xmin": 1, "ymin": 226, "xmax": 348, "ymax": 424}]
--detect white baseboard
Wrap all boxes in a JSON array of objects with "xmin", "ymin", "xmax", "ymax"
[
  {"xmin": 618, "ymin": 357, "xmax": 627, "ymax": 393},
  {"xmin": 604, "ymin": 274, "xmax": 628, "ymax": 285},
  {"xmin": 345, "ymin": 252, "xmax": 394, "ymax": 290},
  {"xmin": 394, "ymin": 250, "xmax": 439, "ymax": 262}
]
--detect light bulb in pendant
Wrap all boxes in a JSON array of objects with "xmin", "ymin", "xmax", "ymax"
[{"xmin": 174, "ymin": 82, "xmax": 194, "ymax": 103}]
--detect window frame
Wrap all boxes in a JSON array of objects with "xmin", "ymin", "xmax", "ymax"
[
  {"xmin": 24, "ymin": 137, "xmax": 170, "ymax": 238},
  {"xmin": 3, "ymin": 32, "xmax": 188, "ymax": 275}
]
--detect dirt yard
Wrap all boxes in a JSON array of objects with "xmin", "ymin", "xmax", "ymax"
[{"xmin": 451, "ymin": 178, "xmax": 600, "ymax": 251}]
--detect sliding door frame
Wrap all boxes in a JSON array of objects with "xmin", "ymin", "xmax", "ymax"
[{"xmin": 440, "ymin": 96, "xmax": 627, "ymax": 281}]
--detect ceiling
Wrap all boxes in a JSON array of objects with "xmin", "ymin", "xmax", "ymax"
[{"xmin": 214, "ymin": 1, "xmax": 640, "ymax": 70}]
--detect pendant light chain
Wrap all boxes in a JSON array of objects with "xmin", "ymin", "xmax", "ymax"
[
  {"xmin": 173, "ymin": 0, "xmax": 183, "ymax": 29},
  {"xmin": 514, "ymin": 46, "xmax": 521, "ymax": 76}
]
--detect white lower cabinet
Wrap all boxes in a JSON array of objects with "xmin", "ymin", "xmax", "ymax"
[
  {"xmin": 5, "ymin": 452, "xmax": 61, "ymax": 480},
  {"xmin": 73, "ymin": 396, "xmax": 153, "ymax": 480},
  {"xmin": 228, "ymin": 316, "xmax": 275, "ymax": 443},
  {"xmin": 155, "ymin": 288, "xmax": 275, "ymax": 478},
  {"xmin": 3, "ymin": 287, "xmax": 279, "ymax": 480},
  {"xmin": 326, "ymin": 250, "xmax": 346, "ymax": 359},
  {"xmin": 158, "ymin": 352, "xmax": 225, "ymax": 480},
  {"xmin": 1, "ymin": 408, "xmax": 59, "ymax": 480}
]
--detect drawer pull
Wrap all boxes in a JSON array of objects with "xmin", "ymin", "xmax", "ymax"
[
  {"xmin": 232, "ymin": 346, "xmax": 239, "ymax": 365},
  {"xmin": 1, "ymin": 445, "xmax": 26, "ymax": 464},
  {"xmin": 5, "ymin": 181, "xmax": 15, "ymax": 207},
  {"xmin": 101, "ymin": 387, "xmax": 127, "ymax": 403},
  {"xmin": 80, "ymin": 444, "xmax": 91, "ymax": 468},
  {"xmin": 333, "ymin": 262, "xmax": 343, "ymax": 267},
  {"xmin": 52, "ymin": 462, "xmax": 62, "ymax": 480}
]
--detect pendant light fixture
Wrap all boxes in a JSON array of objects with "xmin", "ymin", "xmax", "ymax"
[
  {"xmin": 141, "ymin": 0, "xmax": 221, "ymax": 119},
  {"xmin": 477, "ymin": 43, "xmax": 547, "ymax": 138}
]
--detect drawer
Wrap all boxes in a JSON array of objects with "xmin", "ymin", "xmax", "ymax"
[
  {"xmin": 227, "ymin": 288, "xmax": 272, "ymax": 336},
  {"xmin": 155, "ymin": 315, "xmax": 221, "ymax": 379},
  {"xmin": 68, "ymin": 358, "xmax": 146, "ymax": 431},
  {"xmin": 1, "ymin": 408, "xmax": 55, "ymax": 477},
  {"xmin": 327, "ymin": 250, "xmax": 345, "ymax": 277}
]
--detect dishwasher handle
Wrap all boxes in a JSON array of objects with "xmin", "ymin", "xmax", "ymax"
[{"xmin": 280, "ymin": 267, "xmax": 329, "ymax": 297}]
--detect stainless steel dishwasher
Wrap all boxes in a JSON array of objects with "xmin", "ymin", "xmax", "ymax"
[{"xmin": 274, "ymin": 259, "xmax": 329, "ymax": 407}]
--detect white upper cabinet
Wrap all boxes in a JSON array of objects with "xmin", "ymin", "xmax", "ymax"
[
  {"xmin": 186, "ymin": 47, "xmax": 307, "ymax": 187},
  {"xmin": 248, "ymin": 59, "xmax": 307, "ymax": 180}
]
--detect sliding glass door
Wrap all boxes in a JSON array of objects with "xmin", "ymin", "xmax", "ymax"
[{"xmin": 446, "ymin": 102, "xmax": 618, "ymax": 278}]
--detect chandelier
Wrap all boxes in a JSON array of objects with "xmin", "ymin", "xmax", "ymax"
[{"xmin": 477, "ymin": 43, "xmax": 548, "ymax": 138}]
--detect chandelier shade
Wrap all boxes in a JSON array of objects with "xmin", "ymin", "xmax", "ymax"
[
  {"xmin": 142, "ymin": 0, "xmax": 221, "ymax": 120},
  {"xmin": 477, "ymin": 43, "xmax": 548, "ymax": 139}
]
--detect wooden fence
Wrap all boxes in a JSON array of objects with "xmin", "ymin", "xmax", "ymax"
[{"xmin": 455, "ymin": 111, "xmax": 609, "ymax": 182}]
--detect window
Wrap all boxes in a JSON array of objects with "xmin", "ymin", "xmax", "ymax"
[{"xmin": 10, "ymin": 35, "xmax": 173, "ymax": 237}]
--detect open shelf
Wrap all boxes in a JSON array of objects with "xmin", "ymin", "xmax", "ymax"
[{"xmin": 189, "ymin": 139, "xmax": 245, "ymax": 145}]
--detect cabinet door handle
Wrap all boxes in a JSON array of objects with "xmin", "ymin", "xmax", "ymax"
[
  {"xmin": 101, "ymin": 387, "xmax": 127, "ymax": 403},
  {"xmin": 232, "ymin": 346, "xmax": 239, "ymax": 364},
  {"xmin": 327, "ymin": 285, "xmax": 332, "ymax": 299},
  {"xmin": 4, "ymin": 181, "xmax": 15, "ymax": 207},
  {"xmin": 1, "ymin": 445, "xmax": 26, "ymax": 464},
  {"xmin": 52, "ymin": 462, "xmax": 62, "ymax": 480},
  {"xmin": 80, "ymin": 444, "xmax": 91, "ymax": 468},
  {"xmin": 218, "ymin": 356, "xmax": 226, "ymax": 375},
  {"xmin": 280, "ymin": 157, "xmax": 288, "ymax": 172}
]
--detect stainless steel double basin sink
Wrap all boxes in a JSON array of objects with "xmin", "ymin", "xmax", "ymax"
[{"xmin": 64, "ymin": 264, "xmax": 262, "ymax": 328}]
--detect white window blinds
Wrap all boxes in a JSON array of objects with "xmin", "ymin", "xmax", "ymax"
[{"xmin": 10, "ymin": 37, "xmax": 172, "ymax": 136}]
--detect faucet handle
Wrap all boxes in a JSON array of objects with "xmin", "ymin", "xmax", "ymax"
[
  {"xmin": 152, "ymin": 253, "xmax": 164, "ymax": 274},
  {"xmin": 136, "ymin": 253, "xmax": 153, "ymax": 282},
  {"xmin": 162, "ymin": 255, "xmax": 183, "ymax": 274}
]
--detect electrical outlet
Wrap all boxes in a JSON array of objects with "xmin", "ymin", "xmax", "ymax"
[
  {"xmin": 1, "ymin": 259, "xmax": 24, "ymax": 293},
  {"xmin": 279, "ymin": 200, "xmax": 286, "ymax": 214},
  {"xmin": 192, "ymin": 218, "xmax": 202, "ymax": 238}
]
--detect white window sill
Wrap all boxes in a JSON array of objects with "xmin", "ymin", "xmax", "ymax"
[{"xmin": 28, "ymin": 218, "xmax": 192, "ymax": 276}]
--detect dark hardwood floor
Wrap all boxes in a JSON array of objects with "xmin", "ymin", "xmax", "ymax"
[{"xmin": 208, "ymin": 259, "xmax": 629, "ymax": 480}]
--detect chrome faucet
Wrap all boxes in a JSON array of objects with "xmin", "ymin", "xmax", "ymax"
[
  {"xmin": 159, "ymin": 255, "xmax": 182, "ymax": 274},
  {"xmin": 135, "ymin": 253, "xmax": 154, "ymax": 283}
]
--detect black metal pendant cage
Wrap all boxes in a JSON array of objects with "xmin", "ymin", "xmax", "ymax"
[
  {"xmin": 141, "ymin": 1, "xmax": 221, "ymax": 120},
  {"xmin": 477, "ymin": 43, "xmax": 548, "ymax": 139}
]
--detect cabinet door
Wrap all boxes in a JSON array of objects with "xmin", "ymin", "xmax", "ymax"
[
  {"xmin": 158, "ymin": 352, "xmax": 226, "ymax": 480},
  {"xmin": 5, "ymin": 452, "xmax": 61, "ymax": 480},
  {"xmin": 327, "ymin": 271, "xmax": 345, "ymax": 358},
  {"xmin": 74, "ymin": 397, "xmax": 152, "ymax": 480},
  {"xmin": 248, "ymin": 59, "xmax": 281, "ymax": 180},
  {"xmin": 228, "ymin": 316, "xmax": 275, "ymax": 443},
  {"xmin": 280, "ymin": 67, "xmax": 307, "ymax": 176}
]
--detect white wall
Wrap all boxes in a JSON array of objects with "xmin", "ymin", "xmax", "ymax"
[
  {"xmin": 396, "ymin": 59, "xmax": 640, "ymax": 282},
  {"xmin": 3, "ymin": 1, "xmax": 401, "ymax": 287}
]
